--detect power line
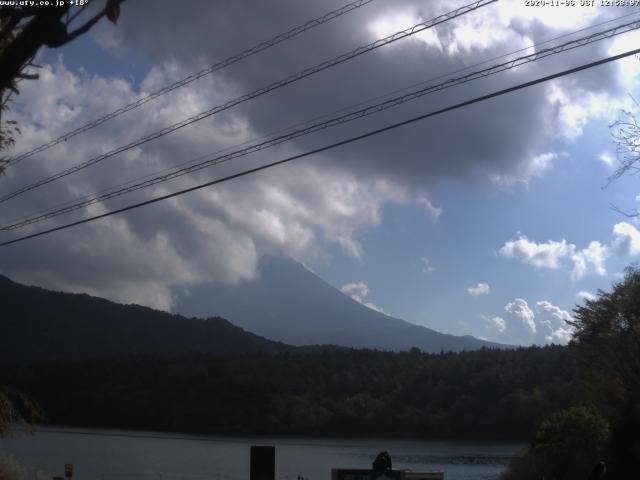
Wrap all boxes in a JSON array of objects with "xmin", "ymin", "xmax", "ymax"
[
  {"xmin": 3, "ymin": 0, "xmax": 377, "ymax": 167},
  {"xmin": 0, "ymin": 0, "xmax": 497, "ymax": 204},
  {"xmin": 2, "ymin": 47, "xmax": 638, "ymax": 248},
  {"xmin": 10, "ymin": 8, "xmax": 636, "ymax": 229},
  {"xmin": 4, "ymin": 17, "xmax": 639, "ymax": 231}
]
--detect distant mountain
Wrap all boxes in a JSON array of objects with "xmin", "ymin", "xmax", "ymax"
[
  {"xmin": 173, "ymin": 255, "xmax": 509, "ymax": 352},
  {"xmin": 0, "ymin": 275, "xmax": 305, "ymax": 364}
]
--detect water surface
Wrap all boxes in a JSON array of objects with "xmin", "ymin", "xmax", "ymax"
[{"xmin": 0, "ymin": 427, "xmax": 525, "ymax": 480}]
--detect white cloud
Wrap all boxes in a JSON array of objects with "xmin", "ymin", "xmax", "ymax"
[
  {"xmin": 488, "ymin": 316, "xmax": 506, "ymax": 333},
  {"xmin": 368, "ymin": 11, "xmax": 443, "ymax": 52},
  {"xmin": 490, "ymin": 152, "xmax": 556, "ymax": 187},
  {"xmin": 611, "ymin": 222, "xmax": 640, "ymax": 256},
  {"xmin": 546, "ymin": 82, "xmax": 629, "ymax": 140},
  {"xmin": 505, "ymin": 298, "xmax": 536, "ymax": 334},
  {"xmin": 497, "ymin": 0, "xmax": 599, "ymax": 30},
  {"xmin": 421, "ymin": 257, "xmax": 434, "ymax": 273},
  {"xmin": 467, "ymin": 282, "xmax": 490, "ymax": 296},
  {"xmin": 499, "ymin": 236, "xmax": 573, "ymax": 269},
  {"xmin": 499, "ymin": 235, "xmax": 607, "ymax": 280},
  {"xmin": 2, "ymin": 0, "xmax": 633, "ymax": 316},
  {"xmin": 536, "ymin": 300, "xmax": 573, "ymax": 324},
  {"xmin": 501, "ymin": 222, "xmax": 640, "ymax": 281},
  {"xmin": 536, "ymin": 300, "xmax": 574, "ymax": 344},
  {"xmin": 570, "ymin": 241, "xmax": 607, "ymax": 280},
  {"xmin": 0, "ymin": 61, "xmax": 439, "ymax": 310},
  {"xmin": 364, "ymin": 302, "xmax": 387, "ymax": 315},
  {"xmin": 417, "ymin": 196, "xmax": 443, "ymax": 222},
  {"xmin": 598, "ymin": 151, "xmax": 615, "ymax": 167},
  {"xmin": 577, "ymin": 290, "xmax": 597, "ymax": 302},
  {"xmin": 341, "ymin": 282, "xmax": 388, "ymax": 315},
  {"xmin": 341, "ymin": 282, "xmax": 369, "ymax": 302},
  {"xmin": 608, "ymin": 31, "xmax": 640, "ymax": 91},
  {"xmin": 546, "ymin": 327, "xmax": 573, "ymax": 344},
  {"xmin": 486, "ymin": 298, "xmax": 574, "ymax": 345}
]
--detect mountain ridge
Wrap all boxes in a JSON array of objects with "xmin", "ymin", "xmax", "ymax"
[
  {"xmin": 0, "ymin": 274, "xmax": 334, "ymax": 364},
  {"xmin": 172, "ymin": 255, "xmax": 509, "ymax": 352}
]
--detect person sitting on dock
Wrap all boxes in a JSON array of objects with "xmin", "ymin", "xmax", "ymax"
[{"xmin": 372, "ymin": 451, "xmax": 393, "ymax": 480}]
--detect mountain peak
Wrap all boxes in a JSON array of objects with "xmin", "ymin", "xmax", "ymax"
[{"xmin": 172, "ymin": 255, "xmax": 509, "ymax": 352}]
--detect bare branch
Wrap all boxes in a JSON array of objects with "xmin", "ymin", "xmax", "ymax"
[
  {"xmin": 66, "ymin": 4, "xmax": 90, "ymax": 27},
  {"xmin": 607, "ymin": 108, "xmax": 640, "ymax": 184},
  {"xmin": 64, "ymin": 0, "xmax": 126, "ymax": 44}
]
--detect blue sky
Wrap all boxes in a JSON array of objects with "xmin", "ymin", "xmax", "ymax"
[
  {"xmin": 2, "ymin": 0, "xmax": 640, "ymax": 346},
  {"xmin": 315, "ymin": 122, "xmax": 640, "ymax": 339}
]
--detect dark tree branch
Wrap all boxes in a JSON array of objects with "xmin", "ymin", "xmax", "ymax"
[
  {"xmin": 66, "ymin": 4, "xmax": 90, "ymax": 28},
  {"xmin": 0, "ymin": 0, "xmax": 126, "ymax": 90},
  {"xmin": 0, "ymin": 6, "xmax": 69, "ymax": 91},
  {"xmin": 0, "ymin": 0, "xmax": 125, "ymax": 162},
  {"xmin": 63, "ymin": 0, "xmax": 126, "ymax": 44},
  {"xmin": 0, "ymin": 16, "xmax": 20, "ymax": 44}
]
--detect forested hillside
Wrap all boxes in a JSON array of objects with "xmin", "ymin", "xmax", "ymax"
[
  {"xmin": 1, "ymin": 346, "xmax": 575, "ymax": 439},
  {"xmin": 0, "ymin": 275, "xmax": 300, "ymax": 363}
]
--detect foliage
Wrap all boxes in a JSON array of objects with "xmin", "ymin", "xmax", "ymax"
[
  {"xmin": 0, "ymin": 0, "xmax": 125, "ymax": 174},
  {"xmin": 0, "ymin": 455, "xmax": 49, "ymax": 480},
  {"xmin": 0, "ymin": 386, "xmax": 44, "ymax": 437},
  {"xmin": 0, "ymin": 345, "xmax": 576, "ymax": 440},
  {"xmin": 571, "ymin": 266, "xmax": 640, "ymax": 479},
  {"xmin": 572, "ymin": 266, "xmax": 640, "ymax": 404},
  {"xmin": 504, "ymin": 267, "xmax": 640, "ymax": 479},
  {"xmin": 501, "ymin": 406, "xmax": 609, "ymax": 480},
  {"xmin": 532, "ymin": 406, "xmax": 609, "ymax": 480}
]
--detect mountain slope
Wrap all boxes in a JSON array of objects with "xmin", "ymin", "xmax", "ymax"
[
  {"xmin": 172, "ymin": 255, "xmax": 508, "ymax": 352},
  {"xmin": 0, "ymin": 275, "xmax": 297, "ymax": 364}
]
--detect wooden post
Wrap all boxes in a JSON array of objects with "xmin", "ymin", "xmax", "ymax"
[{"xmin": 250, "ymin": 446, "xmax": 275, "ymax": 480}]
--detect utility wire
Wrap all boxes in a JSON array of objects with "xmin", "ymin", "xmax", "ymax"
[
  {"xmin": 3, "ymin": 0, "xmax": 377, "ymax": 167},
  {"xmin": 10, "ymin": 8, "xmax": 637, "ymax": 228},
  {"xmin": 0, "ymin": 0, "xmax": 497, "ymax": 204},
  {"xmin": 3, "ymin": 17, "xmax": 639, "ymax": 231},
  {"xmin": 2, "ymin": 46, "xmax": 639, "ymax": 247},
  {"xmin": 10, "ymin": 3, "xmax": 637, "ymax": 226}
]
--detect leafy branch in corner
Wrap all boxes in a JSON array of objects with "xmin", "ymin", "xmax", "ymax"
[{"xmin": 0, "ymin": 0, "xmax": 125, "ymax": 174}]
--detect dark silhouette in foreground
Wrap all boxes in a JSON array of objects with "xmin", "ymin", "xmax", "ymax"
[{"xmin": 372, "ymin": 451, "xmax": 393, "ymax": 479}]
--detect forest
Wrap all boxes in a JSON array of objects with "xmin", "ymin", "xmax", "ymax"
[
  {"xmin": 1, "ymin": 345, "xmax": 574, "ymax": 439},
  {"xmin": 2, "ymin": 268, "xmax": 640, "ymax": 479}
]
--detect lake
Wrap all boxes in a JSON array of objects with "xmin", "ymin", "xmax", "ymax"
[{"xmin": 0, "ymin": 427, "xmax": 525, "ymax": 480}]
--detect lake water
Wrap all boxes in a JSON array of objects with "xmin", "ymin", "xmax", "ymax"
[{"xmin": 0, "ymin": 427, "xmax": 525, "ymax": 480}]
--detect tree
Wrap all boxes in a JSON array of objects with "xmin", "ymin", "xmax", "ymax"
[
  {"xmin": 0, "ymin": 386, "xmax": 44, "ymax": 437},
  {"xmin": 571, "ymin": 267, "xmax": 640, "ymax": 478},
  {"xmin": 501, "ymin": 406, "xmax": 609, "ymax": 480},
  {"xmin": 503, "ymin": 269, "xmax": 640, "ymax": 480},
  {"xmin": 0, "ymin": 0, "xmax": 126, "ymax": 433},
  {"xmin": 0, "ymin": 0, "xmax": 126, "ymax": 173},
  {"xmin": 607, "ymin": 97, "xmax": 640, "ymax": 217},
  {"xmin": 608, "ymin": 98, "xmax": 640, "ymax": 187},
  {"xmin": 571, "ymin": 266, "xmax": 640, "ymax": 403}
]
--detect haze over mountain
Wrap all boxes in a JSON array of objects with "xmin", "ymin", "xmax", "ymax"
[
  {"xmin": 0, "ymin": 274, "xmax": 303, "ymax": 364},
  {"xmin": 172, "ymin": 255, "xmax": 508, "ymax": 352}
]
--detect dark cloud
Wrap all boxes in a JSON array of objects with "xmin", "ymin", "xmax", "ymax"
[
  {"xmin": 0, "ymin": 0, "xmax": 633, "ymax": 307},
  {"xmin": 101, "ymin": 0, "xmax": 626, "ymax": 187}
]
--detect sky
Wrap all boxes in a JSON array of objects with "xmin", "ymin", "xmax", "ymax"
[{"xmin": 2, "ymin": 0, "xmax": 640, "ymax": 346}]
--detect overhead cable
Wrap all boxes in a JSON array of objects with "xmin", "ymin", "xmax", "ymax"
[
  {"xmin": 3, "ymin": 17, "xmax": 639, "ymax": 231},
  {"xmin": 2, "ymin": 46, "xmax": 639, "ymax": 247},
  {"xmin": 0, "ymin": 0, "xmax": 497, "ymax": 204},
  {"xmin": 3, "ymin": 0, "xmax": 377, "ymax": 167}
]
